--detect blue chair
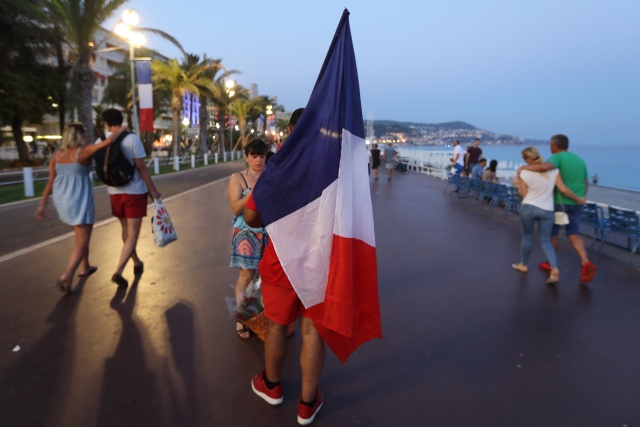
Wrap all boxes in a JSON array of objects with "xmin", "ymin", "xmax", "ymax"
[
  {"xmin": 467, "ymin": 178, "xmax": 484, "ymax": 203},
  {"xmin": 458, "ymin": 176, "xmax": 471, "ymax": 197},
  {"xmin": 598, "ymin": 206, "xmax": 640, "ymax": 266},
  {"xmin": 444, "ymin": 172, "xmax": 462, "ymax": 195},
  {"xmin": 477, "ymin": 181, "xmax": 495, "ymax": 206},
  {"xmin": 489, "ymin": 184, "xmax": 510, "ymax": 212},
  {"xmin": 506, "ymin": 186, "xmax": 523, "ymax": 216},
  {"xmin": 580, "ymin": 202, "xmax": 610, "ymax": 249}
]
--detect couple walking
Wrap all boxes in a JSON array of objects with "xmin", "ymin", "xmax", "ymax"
[
  {"xmin": 36, "ymin": 109, "xmax": 160, "ymax": 292},
  {"xmin": 512, "ymin": 134, "xmax": 597, "ymax": 285}
]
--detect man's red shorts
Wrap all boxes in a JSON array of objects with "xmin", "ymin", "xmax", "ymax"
[
  {"xmin": 260, "ymin": 243, "xmax": 309, "ymax": 325},
  {"xmin": 247, "ymin": 193, "xmax": 308, "ymax": 325},
  {"xmin": 109, "ymin": 194, "xmax": 148, "ymax": 219}
]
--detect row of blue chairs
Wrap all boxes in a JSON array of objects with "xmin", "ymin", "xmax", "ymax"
[
  {"xmin": 581, "ymin": 202, "xmax": 640, "ymax": 266},
  {"xmin": 444, "ymin": 175, "xmax": 522, "ymax": 217}
]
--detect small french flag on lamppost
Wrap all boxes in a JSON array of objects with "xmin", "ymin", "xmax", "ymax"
[{"xmin": 135, "ymin": 60, "xmax": 153, "ymax": 132}]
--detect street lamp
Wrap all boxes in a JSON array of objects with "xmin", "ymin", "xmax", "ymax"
[
  {"xmin": 225, "ymin": 80, "xmax": 235, "ymax": 153},
  {"xmin": 114, "ymin": 10, "xmax": 145, "ymax": 136}
]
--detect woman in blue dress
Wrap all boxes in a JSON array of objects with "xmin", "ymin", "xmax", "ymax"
[
  {"xmin": 227, "ymin": 139, "xmax": 268, "ymax": 338},
  {"xmin": 36, "ymin": 124, "xmax": 122, "ymax": 292}
]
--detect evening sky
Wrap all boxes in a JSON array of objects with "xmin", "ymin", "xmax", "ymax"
[{"xmin": 104, "ymin": 0, "xmax": 640, "ymax": 145}]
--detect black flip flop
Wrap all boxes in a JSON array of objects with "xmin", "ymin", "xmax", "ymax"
[
  {"xmin": 78, "ymin": 266, "xmax": 98, "ymax": 277},
  {"xmin": 236, "ymin": 321, "xmax": 252, "ymax": 339}
]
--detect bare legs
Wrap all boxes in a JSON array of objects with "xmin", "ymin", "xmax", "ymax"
[
  {"xmin": 236, "ymin": 268, "xmax": 255, "ymax": 338},
  {"xmin": 551, "ymin": 234, "xmax": 590, "ymax": 265},
  {"xmin": 235, "ymin": 268, "xmax": 255, "ymax": 306},
  {"xmin": 264, "ymin": 316, "xmax": 325, "ymax": 402},
  {"xmin": 299, "ymin": 317, "xmax": 325, "ymax": 402},
  {"xmin": 115, "ymin": 217, "xmax": 143, "ymax": 276},
  {"xmin": 59, "ymin": 224, "xmax": 93, "ymax": 284}
]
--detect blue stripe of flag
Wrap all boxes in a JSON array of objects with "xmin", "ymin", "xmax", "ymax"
[
  {"xmin": 253, "ymin": 9, "xmax": 364, "ymax": 226},
  {"xmin": 135, "ymin": 60, "xmax": 152, "ymax": 84}
]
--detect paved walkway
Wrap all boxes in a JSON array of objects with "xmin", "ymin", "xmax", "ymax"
[{"xmin": 1, "ymin": 169, "xmax": 639, "ymax": 427}]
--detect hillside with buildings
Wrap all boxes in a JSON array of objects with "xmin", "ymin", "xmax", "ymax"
[{"xmin": 371, "ymin": 120, "xmax": 543, "ymax": 146}]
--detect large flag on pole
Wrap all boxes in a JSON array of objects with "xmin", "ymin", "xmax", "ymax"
[
  {"xmin": 252, "ymin": 9, "xmax": 381, "ymax": 363},
  {"xmin": 135, "ymin": 60, "xmax": 154, "ymax": 132}
]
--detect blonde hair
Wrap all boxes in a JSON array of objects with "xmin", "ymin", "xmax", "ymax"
[
  {"xmin": 521, "ymin": 146, "xmax": 544, "ymax": 164},
  {"xmin": 60, "ymin": 123, "xmax": 88, "ymax": 151}
]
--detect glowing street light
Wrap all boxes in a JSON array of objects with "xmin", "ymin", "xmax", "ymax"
[{"xmin": 114, "ymin": 9, "xmax": 145, "ymax": 136}]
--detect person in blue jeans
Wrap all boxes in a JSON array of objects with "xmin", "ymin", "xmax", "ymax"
[{"xmin": 511, "ymin": 147, "xmax": 584, "ymax": 284}]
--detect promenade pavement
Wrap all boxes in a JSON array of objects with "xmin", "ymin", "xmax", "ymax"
[{"xmin": 1, "ymin": 167, "xmax": 639, "ymax": 427}]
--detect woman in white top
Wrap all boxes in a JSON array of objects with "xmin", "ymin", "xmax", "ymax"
[{"xmin": 511, "ymin": 147, "xmax": 584, "ymax": 284}]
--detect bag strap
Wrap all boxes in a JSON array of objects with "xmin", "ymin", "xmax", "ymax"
[{"xmin": 237, "ymin": 172, "xmax": 249, "ymax": 190}]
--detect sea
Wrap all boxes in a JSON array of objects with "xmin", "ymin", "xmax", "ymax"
[{"xmin": 403, "ymin": 144, "xmax": 639, "ymax": 192}]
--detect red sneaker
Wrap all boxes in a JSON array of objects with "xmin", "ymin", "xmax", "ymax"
[
  {"xmin": 251, "ymin": 372, "xmax": 283, "ymax": 405},
  {"xmin": 538, "ymin": 262, "xmax": 551, "ymax": 272},
  {"xmin": 297, "ymin": 390, "xmax": 323, "ymax": 425},
  {"xmin": 580, "ymin": 262, "xmax": 597, "ymax": 283}
]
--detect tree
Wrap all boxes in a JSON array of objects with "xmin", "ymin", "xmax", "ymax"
[
  {"xmin": 192, "ymin": 55, "xmax": 234, "ymax": 155},
  {"xmin": 0, "ymin": 0, "xmax": 61, "ymax": 162},
  {"xmin": 230, "ymin": 98, "xmax": 260, "ymax": 150},
  {"xmin": 209, "ymin": 75, "xmax": 247, "ymax": 153},
  {"xmin": 152, "ymin": 55, "xmax": 224, "ymax": 160},
  {"xmin": 47, "ymin": 0, "xmax": 184, "ymax": 143},
  {"xmin": 46, "ymin": 0, "xmax": 129, "ymax": 143}
]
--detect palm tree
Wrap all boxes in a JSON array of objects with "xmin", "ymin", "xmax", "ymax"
[
  {"xmin": 152, "ymin": 55, "xmax": 224, "ymax": 159},
  {"xmin": 0, "ymin": 0, "xmax": 63, "ymax": 162},
  {"xmin": 191, "ymin": 55, "xmax": 234, "ymax": 155},
  {"xmin": 230, "ymin": 98, "xmax": 261, "ymax": 150},
  {"xmin": 46, "ymin": 0, "xmax": 128, "ymax": 142},
  {"xmin": 47, "ymin": 0, "xmax": 184, "ymax": 143},
  {"xmin": 210, "ymin": 75, "xmax": 245, "ymax": 153},
  {"xmin": 252, "ymin": 95, "xmax": 279, "ymax": 135}
]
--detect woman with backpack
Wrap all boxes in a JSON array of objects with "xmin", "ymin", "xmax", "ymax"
[{"xmin": 35, "ymin": 123, "xmax": 123, "ymax": 292}]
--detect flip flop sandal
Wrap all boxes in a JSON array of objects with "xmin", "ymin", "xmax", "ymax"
[
  {"xmin": 511, "ymin": 263, "xmax": 528, "ymax": 273},
  {"xmin": 78, "ymin": 266, "xmax": 98, "ymax": 277},
  {"xmin": 56, "ymin": 279, "xmax": 71, "ymax": 294},
  {"xmin": 236, "ymin": 321, "xmax": 253, "ymax": 339},
  {"xmin": 133, "ymin": 263, "xmax": 144, "ymax": 275}
]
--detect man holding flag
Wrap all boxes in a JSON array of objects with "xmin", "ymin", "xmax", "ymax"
[{"xmin": 244, "ymin": 10, "xmax": 381, "ymax": 425}]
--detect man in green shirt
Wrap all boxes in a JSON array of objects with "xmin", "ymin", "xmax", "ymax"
[{"xmin": 518, "ymin": 134, "xmax": 596, "ymax": 284}]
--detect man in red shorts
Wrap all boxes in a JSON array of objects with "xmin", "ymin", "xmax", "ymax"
[
  {"xmin": 100, "ymin": 109, "xmax": 161, "ymax": 288},
  {"xmin": 244, "ymin": 108, "xmax": 325, "ymax": 425}
]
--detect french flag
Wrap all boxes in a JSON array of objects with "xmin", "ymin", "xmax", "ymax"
[
  {"xmin": 135, "ymin": 60, "xmax": 154, "ymax": 132},
  {"xmin": 253, "ymin": 9, "xmax": 381, "ymax": 363}
]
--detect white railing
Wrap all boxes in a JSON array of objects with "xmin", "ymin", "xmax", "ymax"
[{"xmin": 397, "ymin": 148, "xmax": 524, "ymax": 183}]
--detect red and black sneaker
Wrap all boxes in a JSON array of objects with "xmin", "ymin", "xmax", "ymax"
[
  {"xmin": 538, "ymin": 262, "xmax": 552, "ymax": 272},
  {"xmin": 297, "ymin": 389, "xmax": 323, "ymax": 425},
  {"xmin": 251, "ymin": 371, "xmax": 283, "ymax": 405},
  {"xmin": 580, "ymin": 262, "xmax": 597, "ymax": 284}
]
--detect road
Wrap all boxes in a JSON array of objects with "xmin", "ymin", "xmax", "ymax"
[
  {"xmin": 0, "ymin": 161, "xmax": 244, "ymax": 259},
  {"xmin": 0, "ymin": 168, "xmax": 639, "ymax": 427}
]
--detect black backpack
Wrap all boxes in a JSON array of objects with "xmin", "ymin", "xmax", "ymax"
[{"xmin": 93, "ymin": 131, "xmax": 136, "ymax": 187}]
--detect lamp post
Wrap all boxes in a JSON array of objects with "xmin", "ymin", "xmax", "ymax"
[
  {"xmin": 225, "ymin": 80, "xmax": 235, "ymax": 153},
  {"xmin": 114, "ymin": 10, "xmax": 145, "ymax": 136}
]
